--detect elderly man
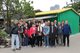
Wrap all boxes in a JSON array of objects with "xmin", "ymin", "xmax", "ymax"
[
  {"xmin": 10, "ymin": 21, "xmax": 20, "ymax": 51},
  {"xmin": 63, "ymin": 20, "xmax": 71, "ymax": 47}
]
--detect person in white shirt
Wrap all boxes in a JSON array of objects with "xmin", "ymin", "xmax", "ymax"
[
  {"xmin": 37, "ymin": 22, "xmax": 43, "ymax": 47},
  {"xmin": 41, "ymin": 20, "xmax": 45, "ymax": 27}
]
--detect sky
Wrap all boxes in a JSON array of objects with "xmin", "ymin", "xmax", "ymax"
[
  {"xmin": 3, "ymin": 0, "xmax": 72, "ymax": 11},
  {"xmin": 28, "ymin": 0, "xmax": 71, "ymax": 11}
]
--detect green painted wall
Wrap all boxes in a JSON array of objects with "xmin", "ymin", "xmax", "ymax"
[{"xmin": 58, "ymin": 10, "xmax": 79, "ymax": 34}]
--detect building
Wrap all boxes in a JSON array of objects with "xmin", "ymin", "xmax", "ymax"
[
  {"xmin": 50, "ymin": 4, "xmax": 60, "ymax": 10},
  {"xmin": 35, "ymin": 8, "xmax": 80, "ymax": 34}
]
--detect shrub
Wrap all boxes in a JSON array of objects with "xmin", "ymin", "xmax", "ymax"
[{"xmin": 0, "ymin": 30, "xmax": 8, "ymax": 39}]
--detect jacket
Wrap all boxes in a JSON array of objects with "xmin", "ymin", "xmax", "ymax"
[
  {"xmin": 10, "ymin": 24, "xmax": 19, "ymax": 34},
  {"xmin": 37, "ymin": 26, "xmax": 42, "ymax": 32},
  {"xmin": 57, "ymin": 25, "xmax": 63, "ymax": 34},
  {"xmin": 53, "ymin": 25, "xmax": 58, "ymax": 35},
  {"xmin": 62, "ymin": 24, "xmax": 71, "ymax": 35},
  {"xmin": 43, "ymin": 26, "xmax": 50, "ymax": 35},
  {"xmin": 50, "ymin": 25, "xmax": 54, "ymax": 34},
  {"xmin": 23, "ymin": 27, "xmax": 30, "ymax": 37},
  {"xmin": 30, "ymin": 26, "xmax": 37, "ymax": 36}
]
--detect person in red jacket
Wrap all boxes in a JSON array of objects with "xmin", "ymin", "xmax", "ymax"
[{"xmin": 29, "ymin": 24, "xmax": 37, "ymax": 47}]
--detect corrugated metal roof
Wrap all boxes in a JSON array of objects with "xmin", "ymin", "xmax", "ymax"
[{"xmin": 35, "ymin": 8, "xmax": 79, "ymax": 16}]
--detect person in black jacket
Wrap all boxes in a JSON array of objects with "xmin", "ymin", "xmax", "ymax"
[
  {"xmin": 49, "ymin": 22, "xmax": 55, "ymax": 47},
  {"xmin": 10, "ymin": 22, "xmax": 20, "ymax": 51},
  {"xmin": 54, "ymin": 20, "xmax": 58, "ymax": 46}
]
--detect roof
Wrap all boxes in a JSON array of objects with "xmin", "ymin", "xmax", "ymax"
[
  {"xmin": 35, "ymin": 8, "xmax": 79, "ymax": 16},
  {"xmin": 27, "ymin": 15, "xmax": 57, "ymax": 20}
]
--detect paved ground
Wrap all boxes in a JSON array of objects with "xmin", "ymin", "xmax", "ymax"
[{"xmin": 0, "ymin": 33, "xmax": 80, "ymax": 53}]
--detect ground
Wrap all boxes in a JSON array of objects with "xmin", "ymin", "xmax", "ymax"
[{"xmin": 0, "ymin": 33, "xmax": 80, "ymax": 53}]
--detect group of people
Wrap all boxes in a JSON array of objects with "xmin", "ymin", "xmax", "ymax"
[{"xmin": 10, "ymin": 19, "xmax": 71, "ymax": 51}]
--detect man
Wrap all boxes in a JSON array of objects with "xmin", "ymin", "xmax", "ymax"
[
  {"xmin": 10, "ymin": 21, "xmax": 20, "ymax": 51},
  {"xmin": 63, "ymin": 20, "xmax": 71, "ymax": 47},
  {"xmin": 57, "ymin": 22, "xmax": 63, "ymax": 45},
  {"xmin": 18, "ymin": 19, "xmax": 24, "ymax": 46},
  {"xmin": 47, "ymin": 20, "xmax": 51, "ymax": 46},
  {"xmin": 43, "ymin": 21, "xmax": 50, "ymax": 47},
  {"xmin": 49, "ymin": 22, "xmax": 55, "ymax": 47},
  {"xmin": 54, "ymin": 20, "xmax": 58, "ymax": 46},
  {"xmin": 27, "ymin": 20, "xmax": 33, "ymax": 29}
]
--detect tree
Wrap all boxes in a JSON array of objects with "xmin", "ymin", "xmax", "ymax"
[
  {"xmin": 20, "ymin": 0, "xmax": 35, "ymax": 18},
  {"xmin": 63, "ymin": 1, "xmax": 80, "ymax": 13},
  {"xmin": 0, "ymin": 0, "xmax": 35, "ymax": 33},
  {"xmin": 0, "ymin": 0, "xmax": 3, "ymax": 12},
  {"xmin": 6, "ymin": 0, "xmax": 35, "ymax": 19}
]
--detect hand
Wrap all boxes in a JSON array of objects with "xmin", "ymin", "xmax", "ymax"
[
  {"xmin": 23, "ymin": 34, "xmax": 26, "ymax": 38},
  {"xmin": 18, "ymin": 31, "xmax": 20, "ymax": 33},
  {"xmin": 30, "ymin": 36, "xmax": 32, "ymax": 38}
]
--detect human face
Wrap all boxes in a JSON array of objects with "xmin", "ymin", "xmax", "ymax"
[
  {"xmin": 32, "ymin": 24, "xmax": 35, "ymax": 27},
  {"xmin": 48, "ymin": 20, "xmax": 50, "ymax": 23},
  {"xmin": 62, "ymin": 21, "xmax": 64, "ymax": 24},
  {"xmin": 25, "ymin": 23, "xmax": 28, "ymax": 26},
  {"xmin": 45, "ymin": 22, "xmax": 48, "ymax": 26},
  {"xmin": 54, "ymin": 20, "xmax": 57, "ymax": 24},
  {"xmin": 65, "ymin": 20, "xmax": 68, "ymax": 24},
  {"xmin": 28, "ymin": 21, "xmax": 31, "ymax": 23},
  {"xmin": 18, "ymin": 23, "xmax": 21, "ymax": 27},
  {"xmin": 51, "ymin": 22, "xmax": 54, "ymax": 26},
  {"xmin": 58, "ymin": 22, "xmax": 61, "ymax": 26},
  {"xmin": 39, "ymin": 23, "xmax": 41, "ymax": 26},
  {"xmin": 20, "ymin": 19, "xmax": 23, "ymax": 22}
]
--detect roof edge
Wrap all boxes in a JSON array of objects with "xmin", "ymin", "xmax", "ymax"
[{"xmin": 35, "ymin": 8, "xmax": 80, "ymax": 16}]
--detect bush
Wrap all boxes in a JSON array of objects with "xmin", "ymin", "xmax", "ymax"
[{"xmin": 0, "ymin": 30, "xmax": 8, "ymax": 39}]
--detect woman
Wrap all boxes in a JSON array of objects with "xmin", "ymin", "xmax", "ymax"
[
  {"xmin": 30, "ymin": 24, "xmax": 37, "ymax": 47},
  {"xmin": 43, "ymin": 21, "xmax": 50, "ymax": 47},
  {"xmin": 23, "ymin": 23, "xmax": 29, "ymax": 46},
  {"xmin": 49, "ymin": 22, "xmax": 55, "ymax": 47},
  {"xmin": 37, "ymin": 22, "xmax": 43, "ymax": 47}
]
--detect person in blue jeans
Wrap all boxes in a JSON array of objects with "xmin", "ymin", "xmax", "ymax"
[
  {"xmin": 10, "ymin": 22, "xmax": 20, "ymax": 51},
  {"xmin": 43, "ymin": 21, "xmax": 50, "ymax": 47}
]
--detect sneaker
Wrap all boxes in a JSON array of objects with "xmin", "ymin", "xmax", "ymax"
[
  {"xmin": 16, "ymin": 48, "xmax": 21, "ymax": 50},
  {"xmin": 27, "ymin": 46, "xmax": 30, "ymax": 47},
  {"xmin": 46, "ymin": 46, "xmax": 49, "ymax": 48},
  {"xmin": 67, "ymin": 45, "xmax": 69, "ymax": 47},
  {"xmin": 12, "ymin": 49, "xmax": 16, "ymax": 51},
  {"xmin": 44, "ymin": 46, "xmax": 46, "ymax": 47}
]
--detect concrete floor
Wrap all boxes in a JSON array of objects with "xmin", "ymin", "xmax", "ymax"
[{"xmin": 0, "ymin": 33, "xmax": 80, "ymax": 53}]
